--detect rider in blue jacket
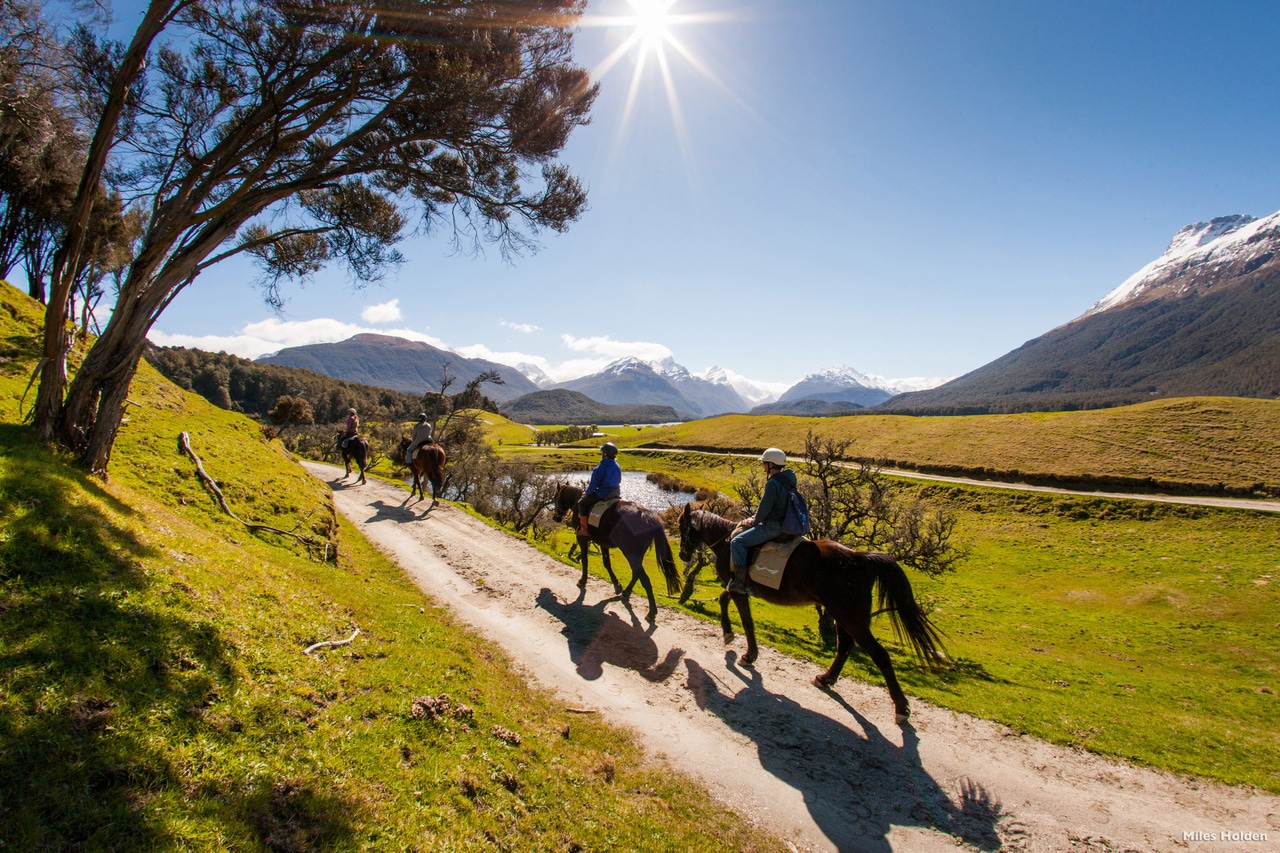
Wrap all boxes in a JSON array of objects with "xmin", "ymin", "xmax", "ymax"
[{"xmin": 577, "ymin": 442, "xmax": 622, "ymax": 535}]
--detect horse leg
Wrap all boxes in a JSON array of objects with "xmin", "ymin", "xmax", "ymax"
[
  {"xmin": 737, "ymin": 591, "xmax": 752, "ymax": 666},
  {"xmin": 815, "ymin": 628, "xmax": 855, "ymax": 688},
  {"xmin": 625, "ymin": 553, "xmax": 658, "ymax": 623},
  {"xmin": 428, "ymin": 473, "xmax": 442, "ymax": 508},
  {"xmin": 678, "ymin": 561, "xmax": 700, "ymax": 605},
  {"xmin": 575, "ymin": 534, "xmax": 591, "ymax": 587},
  {"xmin": 847, "ymin": 620, "xmax": 912, "ymax": 724},
  {"xmin": 718, "ymin": 590, "xmax": 735, "ymax": 644},
  {"xmin": 599, "ymin": 544, "xmax": 623, "ymax": 594}
]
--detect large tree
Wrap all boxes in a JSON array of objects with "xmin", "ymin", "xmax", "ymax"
[{"xmin": 34, "ymin": 0, "xmax": 596, "ymax": 473}]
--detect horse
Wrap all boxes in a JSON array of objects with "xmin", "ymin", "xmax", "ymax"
[
  {"xmin": 676, "ymin": 504, "xmax": 944, "ymax": 723},
  {"xmin": 551, "ymin": 483, "xmax": 682, "ymax": 623},
  {"xmin": 398, "ymin": 437, "xmax": 446, "ymax": 506},
  {"xmin": 334, "ymin": 432, "xmax": 370, "ymax": 485}
]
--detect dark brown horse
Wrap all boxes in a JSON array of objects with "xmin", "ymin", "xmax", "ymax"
[
  {"xmin": 398, "ymin": 438, "xmax": 446, "ymax": 506},
  {"xmin": 676, "ymin": 504, "xmax": 944, "ymax": 723},
  {"xmin": 335, "ymin": 432, "xmax": 369, "ymax": 485},
  {"xmin": 551, "ymin": 483, "xmax": 681, "ymax": 623}
]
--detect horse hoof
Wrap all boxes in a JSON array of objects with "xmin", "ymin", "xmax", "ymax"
[
  {"xmin": 813, "ymin": 675, "xmax": 835, "ymax": 689},
  {"xmin": 741, "ymin": 653, "xmax": 757, "ymax": 667},
  {"xmin": 577, "ymin": 579, "xmax": 587, "ymax": 589},
  {"xmin": 646, "ymin": 612, "xmax": 657, "ymax": 624},
  {"xmin": 722, "ymin": 632, "xmax": 734, "ymax": 645},
  {"xmin": 895, "ymin": 711, "xmax": 910, "ymax": 725}
]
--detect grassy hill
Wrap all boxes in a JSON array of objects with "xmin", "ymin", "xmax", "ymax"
[
  {"xmin": 609, "ymin": 401, "xmax": 1280, "ymax": 497},
  {"xmin": 0, "ymin": 282, "xmax": 778, "ymax": 849},
  {"xmin": 501, "ymin": 388, "xmax": 681, "ymax": 425}
]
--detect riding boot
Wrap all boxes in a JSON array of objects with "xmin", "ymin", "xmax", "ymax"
[
  {"xmin": 577, "ymin": 514, "xmax": 589, "ymax": 537},
  {"xmin": 726, "ymin": 564, "xmax": 749, "ymax": 595}
]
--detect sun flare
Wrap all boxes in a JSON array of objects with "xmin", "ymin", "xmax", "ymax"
[{"xmin": 628, "ymin": 0, "xmax": 676, "ymax": 46}]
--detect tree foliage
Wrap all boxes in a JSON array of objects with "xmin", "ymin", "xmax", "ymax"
[{"xmin": 33, "ymin": 0, "xmax": 598, "ymax": 474}]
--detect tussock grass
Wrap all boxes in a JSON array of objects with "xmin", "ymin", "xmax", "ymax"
[
  {"xmin": 0, "ymin": 282, "xmax": 782, "ymax": 850},
  {"xmin": 605, "ymin": 404, "xmax": 1280, "ymax": 496}
]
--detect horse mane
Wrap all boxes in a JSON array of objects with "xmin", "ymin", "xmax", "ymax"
[{"xmin": 691, "ymin": 508, "xmax": 735, "ymax": 541}]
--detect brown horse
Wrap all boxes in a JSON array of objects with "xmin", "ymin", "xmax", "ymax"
[
  {"xmin": 398, "ymin": 438, "xmax": 446, "ymax": 506},
  {"xmin": 335, "ymin": 432, "xmax": 369, "ymax": 485},
  {"xmin": 551, "ymin": 483, "xmax": 681, "ymax": 623},
  {"xmin": 676, "ymin": 504, "xmax": 944, "ymax": 723}
]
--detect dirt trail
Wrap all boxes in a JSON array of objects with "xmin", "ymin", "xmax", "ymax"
[{"xmin": 306, "ymin": 463, "xmax": 1280, "ymax": 852}]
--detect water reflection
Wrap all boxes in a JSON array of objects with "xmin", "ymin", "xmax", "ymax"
[{"xmin": 557, "ymin": 471, "xmax": 696, "ymax": 512}]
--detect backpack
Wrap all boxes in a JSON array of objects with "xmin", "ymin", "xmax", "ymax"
[{"xmin": 780, "ymin": 483, "xmax": 810, "ymax": 537}]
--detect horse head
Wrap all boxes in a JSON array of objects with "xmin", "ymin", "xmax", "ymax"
[
  {"xmin": 677, "ymin": 503, "xmax": 700, "ymax": 564},
  {"xmin": 550, "ymin": 482, "xmax": 574, "ymax": 522}
]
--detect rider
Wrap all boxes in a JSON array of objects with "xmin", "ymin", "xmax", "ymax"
[
  {"xmin": 727, "ymin": 447, "xmax": 796, "ymax": 594},
  {"xmin": 576, "ymin": 442, "xmax": 621, "ymax": 536},
  {"xmin": 405, "ymin": 413, "xmax": 434, "ymax": 464},
  {"xmin": 342, "ymin": 407, "xmax": 359, "ymax": 449}
]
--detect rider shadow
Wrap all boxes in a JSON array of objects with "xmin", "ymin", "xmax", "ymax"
[
  {"xmin": 535, "ymin": 587, "xmax": 684, "ymax": 683},
  {"xmin": 364, "ymin": 499, "xmax": 433, "ymax": 523},
  {"xmin": 684, "ymin": 658, "xmax": 1003, "ymax": 853}
]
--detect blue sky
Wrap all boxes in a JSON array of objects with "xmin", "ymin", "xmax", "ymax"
[{"xmin": 145, "ymin": 0, "xmax": 1280, "ymax": 391}]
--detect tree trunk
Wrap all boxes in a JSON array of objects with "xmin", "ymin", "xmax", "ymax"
[{"xmin": 30, "ymin": 0, "xmax": 179, "ymax": 444}]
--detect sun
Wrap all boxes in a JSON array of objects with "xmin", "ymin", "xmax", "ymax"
[{"xmin": 628, "ymin": 0, "xmax": 677, "ymax": 47}]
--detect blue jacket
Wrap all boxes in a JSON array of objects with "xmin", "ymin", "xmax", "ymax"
[
  {"xmin": 753, "ymin": 468, "xmax": 797, "ymax": 528},
  {"xmin": 585, "ymin": 457, "xmax": 622, "ymax": 498}
]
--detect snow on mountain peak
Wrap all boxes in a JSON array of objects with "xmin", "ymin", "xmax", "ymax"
[{"xmin": 1085, "ymin": 211, "xmax": 1280, "ymax": 317}]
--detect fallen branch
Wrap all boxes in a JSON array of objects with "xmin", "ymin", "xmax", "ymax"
[
  {"xmin": 304, "ymin": 629, "xmax": 361, "ymax": 655},
  {"xmin": 565, "ymin": 707, "xmax": 598, "ymax": 714},
  {"xmin": 178, "ymin": 431, "xmax": 333, "ymax": 559}
]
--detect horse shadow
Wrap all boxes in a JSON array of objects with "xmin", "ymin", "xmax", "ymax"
[
  {"xmin": 684, "ymin": 657, "xmax": 1003, "ymax": 853},
  {"xmin": 364, "ymin": 499, "xmax": 434, "ymax": 523},
  {"xmin": 535, "ymin": 587, "xmax": 684, "ymax": 683}
]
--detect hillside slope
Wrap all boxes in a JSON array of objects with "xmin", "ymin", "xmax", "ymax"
[{"xmin": 0, "ymin": 281, "xmax": 776, "ymax": 849}]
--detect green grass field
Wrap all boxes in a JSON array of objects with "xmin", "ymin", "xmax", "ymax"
[{"xmin": 515, "ymin": 445, "xmax": 1280, "ymax": 792}]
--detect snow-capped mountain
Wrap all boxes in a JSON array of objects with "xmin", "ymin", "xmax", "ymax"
[
  {"xmin": 1085, "ymin": 213, "xmax": 1280, "ymax": 317},
  {"xmin": 884, "ymin": 209, "xmax": 1280, "ymax": 413},
  {"xmin": 516, "ymin": 361, "xmax": 555, "ymax": 388},
  {"xmin": 777, "ymin": 366, "xmax": 894, "ymax": 407},
  {"xmin": 555, "ymin": 356, "xmax": 748, "ymax": 417},
  {"xmin": 697, "ymin": 366, "xmax": 783, "ymax": 405}
]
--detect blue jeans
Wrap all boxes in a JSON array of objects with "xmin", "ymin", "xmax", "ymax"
[{"xmin": 730, "ymin": 522, "xmax": 782, "ymax": 567}]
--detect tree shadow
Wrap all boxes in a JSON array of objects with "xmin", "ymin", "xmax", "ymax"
[
  {"xmin": 684, "ymin": 657, "xmax": 1004, "ymax": 852},
  {"xmin": 536, "ymin": 587, "xmax": 684, "ymax": 682},
  {"xmin": 0, "ymin": 430, "xmax": 361, "ymax": 849}
]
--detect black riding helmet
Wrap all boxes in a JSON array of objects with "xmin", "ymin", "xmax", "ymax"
[{"xmin": 600, "ymin": 442, "xmax": 618, "ymax": 458}]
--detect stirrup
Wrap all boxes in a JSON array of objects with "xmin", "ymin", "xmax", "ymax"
[{"xmin": 726, "ymin": 578, "xmax": 749, "ymax": 594}]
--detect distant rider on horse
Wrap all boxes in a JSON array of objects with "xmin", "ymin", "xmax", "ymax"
[
  {"xmin": 577, "ymin": 442, "xmax": 621, "ymax": 536},
  {"xmin": 404, "ymin": 413, "xmax": 435, "ymax": 464},
  {"xmin": 727, "ymin": 447, "xmax": 795, "ymax": 594},
  {"xmin": 342, "ymin": 408, "xmax": 359, "ymax": 449}
]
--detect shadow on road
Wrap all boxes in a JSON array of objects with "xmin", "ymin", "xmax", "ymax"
[
  {"xmin": 362, "ymin": 499, "xmax": 434, "ymax": 523},
  {"xmin": 685, "ymin": 657, "xmax": 1003, "ymax": 853},
  {"xmin": 536, "ymin": 587, "xmax": 684, "ymax": 682}
]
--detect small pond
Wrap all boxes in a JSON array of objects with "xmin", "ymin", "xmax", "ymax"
[{"xmin": 558, "ymin": 470, "xmax": 697, "ymax": 512}]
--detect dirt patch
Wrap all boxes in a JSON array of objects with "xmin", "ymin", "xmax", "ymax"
[{"xmin": 307, "ymin": 463, "xmax": 1280, "ymax": 852}]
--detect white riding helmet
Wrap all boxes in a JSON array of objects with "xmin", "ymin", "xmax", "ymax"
[{"xmin": 760, "ymin": 447, "xmax": 787, "ymax": 467}]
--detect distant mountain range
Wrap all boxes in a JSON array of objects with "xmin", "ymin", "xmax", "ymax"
[
  {"xmin": 500, "ymin": 389, "xmax": 682, "ymax": 425},
  {"xmin": 249, "ymin": 211, "xmax": 1280, "ymax": 418},
  {"xmin": 883, "ymin": 211, "xmax": 1280, "ymax": 414},
  {"xmin": 257, "ymin": 333, "xmax": 539, "ymax": 403}
]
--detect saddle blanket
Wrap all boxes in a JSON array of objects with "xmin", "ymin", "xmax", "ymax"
[
  {"xmin": 748, "ymin": 537, "xmax": 807, "ymax": 590},
  {"xmin": 588, "ymin": 498, "xmax": 619, "ymax": 527}
]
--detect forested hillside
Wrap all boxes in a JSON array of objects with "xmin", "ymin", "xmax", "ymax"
[{"xmin": 145, "ymin": 345, "xmax": 426, "ymax": 424}]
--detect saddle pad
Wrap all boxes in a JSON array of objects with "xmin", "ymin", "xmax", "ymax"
[
  {"xmin": 749, "ymin": 538, "xmax": 807, "ymax": 590},
  {"xmin": 588, "ymin": 498, "xmax": 619, "ymax": 526}
]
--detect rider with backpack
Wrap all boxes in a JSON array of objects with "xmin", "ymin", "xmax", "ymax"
[{"xmin": 727, "ymin": 447, "xmax": 804, "ymax": 594}]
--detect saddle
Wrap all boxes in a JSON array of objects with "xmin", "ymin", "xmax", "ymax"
[
  {"xmin": 587, "ymin": 497, "xmax": 619, "ymax": 528},
  {"xmin": 729, "ymin": 520, "xmax": 806, "ymax": 590}
]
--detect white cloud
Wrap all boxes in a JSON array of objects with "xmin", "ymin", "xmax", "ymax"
[
  {"xmin": 560, "ymin": 334, "xmax": 673, "ymax": 362},
  {"xmin": 148, "ymin": 317, "xmax": 446, "ymax": 360},
  {"xmin": 500, "ymin": 320, "xmax": 539, "ymax": 334},
  {"xmin": 361, "ymin": 299, "xmax": 402, "ymax": 324}
]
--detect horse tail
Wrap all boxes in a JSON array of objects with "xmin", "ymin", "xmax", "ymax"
[
  {"xmin": 870, "ymin": 553, "xmax": 946, "ymax": 666},
  {"xmin": 651, "ymin": 529, "xmax": 682, "ymax": 596}
]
